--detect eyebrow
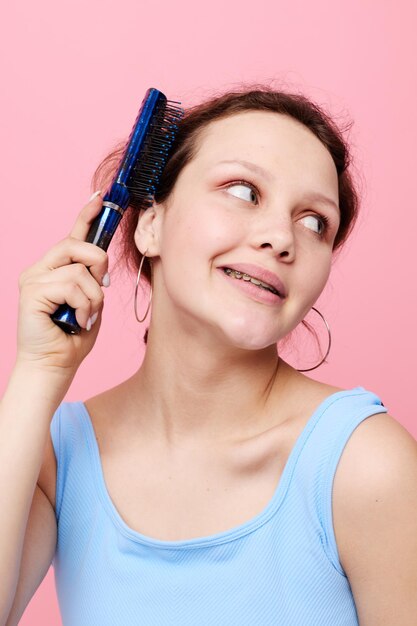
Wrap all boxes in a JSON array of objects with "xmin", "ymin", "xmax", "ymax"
[
  {"xmin": 215, "ymin": 159, "xmax": 340, "ymax": 214},
  {"xmin": 216, "ymin": 159, "xmax": 274, "ymax": 182},
  {"xmin": 303, "ymin": 192, "xmax": 340, "ymax": 214}
]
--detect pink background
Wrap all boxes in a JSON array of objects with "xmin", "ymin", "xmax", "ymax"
[{"xmin": 1, "ymin": 0, "xmax": 416, "ymax": 623}]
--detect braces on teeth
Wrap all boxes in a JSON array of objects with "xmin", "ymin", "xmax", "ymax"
[{"xmin": 222, "ymin": 268, "xmax": 280, "ymax": 295}]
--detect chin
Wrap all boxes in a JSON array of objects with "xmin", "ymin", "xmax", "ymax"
[
  {"xmin": 219, "ymin": 319, "xmax": 279, "ymax": 351},
  {"xmin": 235, "ymin": 339, "xmax": 278, "ymax": 351}
]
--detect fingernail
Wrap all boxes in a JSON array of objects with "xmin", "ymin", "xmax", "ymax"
[
  {"xmin": 89, "ymin": 190, "xmax": 102, "ymax": 202},
  {"xmin": 86, "ymin": 317, "xmax": 92, "ymax": 331},
  {"xmin": 90, "ymin": 311, "xmax": 99, "ymax": 325},
  {"xmin": 102, "ymin": 272, "xmax": 111, "ymax": 288}
]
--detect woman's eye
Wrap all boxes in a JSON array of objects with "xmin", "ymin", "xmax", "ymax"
[
  {"xmin": 225, "ymin": 182, "xmax": 258, "ymax": 204},
  {"xmin": 301, "ymin": 214, "xmax": 328, "ymax": 236}
]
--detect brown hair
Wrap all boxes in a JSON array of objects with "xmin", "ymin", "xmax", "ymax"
[{"xmin": 92, "ymin": 85, "xmax": 360, "ymax": 352}]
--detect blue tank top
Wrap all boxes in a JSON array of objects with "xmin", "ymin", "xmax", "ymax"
[{"xmin": 50, "ymin": 386, "xmax": 387, "ymax": 625}]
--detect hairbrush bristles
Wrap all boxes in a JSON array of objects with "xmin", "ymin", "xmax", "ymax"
[{"xmin": 127, "ymin": 100, "xmax": 184, "ymax": 210}]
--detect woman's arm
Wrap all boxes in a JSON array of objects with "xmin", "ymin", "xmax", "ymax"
[
  {"xmin": 0, "ymin": 365, "xmax": 62, "ymax": 624},
  {"xmin": 332, "ymin": 412, "xmax": 417, "ymax": 626}
]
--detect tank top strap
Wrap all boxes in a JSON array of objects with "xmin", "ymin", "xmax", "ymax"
[
  {"xmin": 289, "ymin": 385, "xmax": 388, "ymax": 575},
  {"xmin": 50, "ymin": 401, "xmax": 94, "ymax": 522}
]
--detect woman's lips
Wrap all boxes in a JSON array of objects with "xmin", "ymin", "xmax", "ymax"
[
  {"xmin": 219, "ymin": 263, "xmax": 287, "ymax": 297},
  {"xmin": 217, "ymin": 268, "xmax": 285, "ymax": 305}
]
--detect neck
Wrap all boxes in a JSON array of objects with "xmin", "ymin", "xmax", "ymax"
[{"xmin": 122, "ymin": 320, "xmax": 298, "ymax": 445}]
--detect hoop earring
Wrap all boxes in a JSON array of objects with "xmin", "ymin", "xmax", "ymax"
[
  {"xmin": 134, "ymin": 250, "xmax": 153, "ymax": 323},
  {"xmin": 295, "ymin": 307, "xmax": 332, "ymax": 372}
]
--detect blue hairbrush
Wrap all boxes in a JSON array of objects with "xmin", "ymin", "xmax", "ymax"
[{"xmin": 51, "ymin": 88, "xmax": 184, "ymax": 334}]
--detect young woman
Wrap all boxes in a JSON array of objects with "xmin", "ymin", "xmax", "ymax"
[{"xmin": 1, "ymin": 88, "xmax": 416, "ymax": 626}]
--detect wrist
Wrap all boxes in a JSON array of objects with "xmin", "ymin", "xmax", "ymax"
[
  {"xmin": 14, "ymin": 354, "xmax": 77, "ymax": 381},
  {"xmin": 6, "ymin": 359, "xmax": 75, "ymax": 406}
]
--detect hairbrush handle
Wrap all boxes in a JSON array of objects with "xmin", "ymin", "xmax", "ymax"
[
  {"xmin": 49, "ymin": 87, "xmax": 183, "ymax": 335},
  {"xmin": 51, "ymin": 189, "xmax": 129, "ymax": 334}
]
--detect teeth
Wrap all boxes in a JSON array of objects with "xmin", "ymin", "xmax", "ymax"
[{"xmin": 223, "ymin": 268, "xmax": 279, "ymax": 295}]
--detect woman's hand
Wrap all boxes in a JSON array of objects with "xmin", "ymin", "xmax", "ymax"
[{"xmin": 16, "ymin": 193, "xmax": 110, "ymax": 378}]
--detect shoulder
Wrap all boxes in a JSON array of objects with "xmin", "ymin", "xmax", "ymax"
[
  {"xmin": 280, "ymin": 365, "xmax": 345, "ymax": 417},
  {"xmin": 333, "ymin": 411, "xmax": 417, "ymax": 554},
  {"xmin": 36, "ymin": 391, "xmax": 126, "ymax": 513},
  {"xmin": 83, "ymin": 384, "xmax": 135, "ymax": 446},
  {"xmin": 333, "ymin": 412, "xmax": 417, "ymax": 516},
  {"xmin": 333, "ymin": 412, "xmax": 417, "ymax": 622}
]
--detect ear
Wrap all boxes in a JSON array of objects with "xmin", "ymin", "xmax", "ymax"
[{"xmin": 133, "ymin": 203, "xmax": 164, "ymax": 257}]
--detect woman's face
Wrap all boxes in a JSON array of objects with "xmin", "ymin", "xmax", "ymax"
[{"xmin": 136, "ymin": 110, "xmax": 341, "ymax": 350}]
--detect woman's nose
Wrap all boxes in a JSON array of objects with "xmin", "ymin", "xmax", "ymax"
[{"xmin": 251, "ymin": 214, "xmax": 296, "ymax": 261}]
